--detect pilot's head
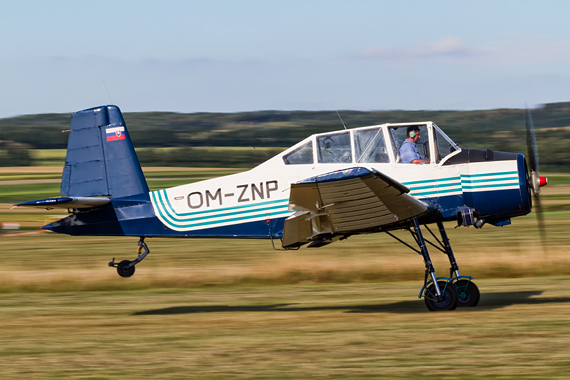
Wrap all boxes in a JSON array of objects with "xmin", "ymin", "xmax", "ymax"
[{"xmin": 407, "ymin": 126, "xmax": 421, "ymax": 142}]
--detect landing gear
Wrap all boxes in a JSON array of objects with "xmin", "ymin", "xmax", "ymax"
[
  {"xmin": 425, "ymin": 280, "xmax": 459, "ymax": 311},
  {"xmin": 380, "ymin": 219, "xmax": 478, "ymax": 311},
  {"xmin": 116, "ymin": 260, "xmax": 136, "ymax": 278},
  {"xmin": 429, "ymin": 221, "xmax": 480, "ymax": 307},
  {"xmin": 108, "ymin": 237, "xmax": 150, "ymax": 278},
  {"xmin": 455, "ymin": 279, "xmax": 480, "ymax": 307}
]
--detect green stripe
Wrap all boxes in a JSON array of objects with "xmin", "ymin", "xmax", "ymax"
[
  {"xmin": 462, "ymin": 177, "xmax": 519, "ymax": 184},
  {"xmin": 156, "ymin": 190, "xmax": 289, "ymax": 221},
  {"xmin": 411, "ymin": 182, "xmax": 519, "ymax": 197},
  {"xmin": 154, "ymin": 189, "xmax": 289, "ymax": 217},
  {"xmin": 404, "ymin": 171, "xmax": 520, "ymax": 196},
  {"xmin": 403, "ymin": 172, "xmax": 518, "ymax": 188},
  {"xmin": 460, "ymin": 171, "xmax": 517, "ymax": 178},
  {"xmin": 402, "ymin": 177, "xmax": 460, "ymax": 186},
  {"xmin": 407, "ymin": 182, "xmax": 461, "ymax": 191},
  {"xmin": 462, "ymin": 182, "xmax": 519, "ymax": 190},
  {"xmin": 410, "ymin": 188, "xmax": 463, "ymax": 197},
  {"xmin": 151, "ymin": 191, "xmax": 293, "ymax": 229}
]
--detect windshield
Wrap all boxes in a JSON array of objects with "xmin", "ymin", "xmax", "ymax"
[{"xmin": 433, "ymin": 124, "xmax": 459, "ymax": 163}]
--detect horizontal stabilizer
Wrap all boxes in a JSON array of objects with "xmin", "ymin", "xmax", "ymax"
[{"xmin": 14, "ymin": 196, "xmax": 110, "ymax": 209}]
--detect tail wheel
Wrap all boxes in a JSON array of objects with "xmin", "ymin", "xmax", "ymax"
[
  {"xmin": 425, "ymin": 280, "xmax": 459, "ymax": 311},
  {"xmin": 117, "ymin": 260, "xmax": 135, "ymax": 278},
  {"xmin": 455, "ymin": 280, "xmax": 480, "ymax": 307}
]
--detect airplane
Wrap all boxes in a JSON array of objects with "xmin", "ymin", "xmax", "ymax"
[{"xmin": 14, "ymin": 105, "xmax": 548, "ymax": 311}]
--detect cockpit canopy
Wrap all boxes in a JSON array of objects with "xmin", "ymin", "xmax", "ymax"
[{"xmin": 281, "ymin": 122, "xmax": 460, "ymax": 166}]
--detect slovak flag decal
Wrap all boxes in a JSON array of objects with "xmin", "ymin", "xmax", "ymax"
[{"xmin": 106, "ymin": 126, "xmax": 126, "ymax": 142}]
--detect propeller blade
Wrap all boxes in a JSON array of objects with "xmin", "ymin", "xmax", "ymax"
[
  {"xmin": 525, "ymin": 108, "xmax": 539, "ymax": 175},
  {"xmin": 533, "ymin": 192, "xmax": 547, "ymax": 253},
  {"xmin": 524, "ymin": 108, "xmax": 547, "ymax": 254}
]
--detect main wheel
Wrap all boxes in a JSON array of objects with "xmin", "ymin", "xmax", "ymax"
[
  {"xmin": 117, "ymin": 260, "xmax": 135, "ymax": 278},
  {"xmin": 424, "ymin": 280, "xmax": 459, "ymax": 311},
  {"xmin": 454, "ymin": 280, "xmax": 480, "ymax": 307}
]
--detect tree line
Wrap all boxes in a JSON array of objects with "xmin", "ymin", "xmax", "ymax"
[{"xmin": 1, "ymin": 102, "xmax": 569, "ymax": 170}]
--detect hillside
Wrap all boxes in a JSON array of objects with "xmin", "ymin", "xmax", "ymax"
[{"xmin": 1, "ymin": 102, "xmax": 569, "ymax": 170}]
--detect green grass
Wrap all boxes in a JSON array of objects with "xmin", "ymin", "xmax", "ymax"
[
  {"xmin": 0, "ymin": 167, "xmax": 244, "ymax": 203},
  {"xmin": 0, "ymin": 279, "xmax": 570, "ymax": 378},
  {"xmin": 0, "ymin": 183, "xmax": 63, "ymax": 203},
  {"xmin": 29, "ymin": 149, "xmax": 66, "ymax": 166},
  {"xmin": 546, "ymin": 174, "xmax": 570, "ymax": 185},
  {"xmin": 143, "ymin": 168, "xmax": 242, "ymax": 179},
  {"xmin": 0, "ymin": 173, "xmax": 62, "ymax": 180}
]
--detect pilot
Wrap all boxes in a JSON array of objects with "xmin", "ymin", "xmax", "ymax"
[{"xmin": 399, "ymin": 126, "xmax": 430, "ymax": 164}]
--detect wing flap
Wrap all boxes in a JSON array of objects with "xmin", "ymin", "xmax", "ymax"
[{"xmin": 282, "ymin": 167, "xmax": 430, "ymax": 248}]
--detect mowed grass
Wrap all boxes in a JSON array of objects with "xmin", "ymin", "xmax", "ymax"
[
  {"xmin": 1, "ymin": 279, "xmax": 570, "ymax": 379},
  {"xmin": 1, "ymin": 168, "xmax": 570, "ymax": 378},
  {"xmin": 1, "ymin": 212, "xmax": 570, "ymax": 292}
]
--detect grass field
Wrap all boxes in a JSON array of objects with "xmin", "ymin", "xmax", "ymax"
[
  {"xmin": 1, "ymin": 278, "xmax": 570, "ymax": 379},
  {"xmin": 29, "ymin": 147, "xmax": 284, "ymax": 167},
  {"xmin": 0, "ymin": 166, "xmax": 243, "ymax": 204},
  {"xmin": 1, "ymin": 167, "xmax": 570, "ymax": 378}
]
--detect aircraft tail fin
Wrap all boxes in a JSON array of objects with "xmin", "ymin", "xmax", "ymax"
[{"xmin": 60, "ymin": 105, "xmax": 149, "ymax": 198}]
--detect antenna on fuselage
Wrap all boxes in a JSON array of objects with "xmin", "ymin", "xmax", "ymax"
[
  {"xmin": 331, "ymin": 102, "xmax": 347, "ymax": 130},
  {"xmin": 102, "ymin": 78, "xmax": 114, "ymax": 104},
  {"xmin": 250, "ymin": 146, "xmax": 270, "ymax": 158}
]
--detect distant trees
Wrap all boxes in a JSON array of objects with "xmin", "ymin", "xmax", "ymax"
[
  {"xmin": 0, "ymin": 141, "xmax": 32, "ymax": 166},
  {"xmin": 1, "ymin": 103, "xmax": 570, "ymax": 170},
  {"xmin": 0, "ymin": 125, "xmax": 67, "ymax": 149}
]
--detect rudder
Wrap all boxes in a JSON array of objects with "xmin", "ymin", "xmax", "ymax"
[{"xmin": 61, "ymin": 105, "xmax": 148, "ymax": 198}]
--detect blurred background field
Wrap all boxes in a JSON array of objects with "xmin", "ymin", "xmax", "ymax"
[
  {"xmin": 26, "ymin": 147, "xmax": 286, "ymax": 168},
  {"xmin": 2, "ymin": 167, "xmax": 570, "ymax": 379},
  {"xmin": 2, "ymin": 167, "xmax": 570, "ymax": 291}
]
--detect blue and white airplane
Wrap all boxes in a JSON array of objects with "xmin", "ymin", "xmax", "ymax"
[{"xmin": 15, "ymin": 105, "xmax": 547, "ymax": 311}]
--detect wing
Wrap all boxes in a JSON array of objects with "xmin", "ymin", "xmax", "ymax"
[{"xmin": 282, "ymin": 167, "xmax": 431, "ymax": 248}]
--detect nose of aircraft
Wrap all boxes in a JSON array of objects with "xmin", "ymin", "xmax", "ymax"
[{"xmin": 539, "ymin": 176, "xmax": 548, "ymax": 187}]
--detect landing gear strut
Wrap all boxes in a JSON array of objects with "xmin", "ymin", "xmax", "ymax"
[
  {"xmin": 108, "ymin": 237, "xmax": 150, "ymax": 278},
  {"xmin": 430, "ymin": 221, "xmax": 480, "ymax": 307},
  {"xmin": 380, "ymin": 219, "xmax": 479, "ymax": 311}
]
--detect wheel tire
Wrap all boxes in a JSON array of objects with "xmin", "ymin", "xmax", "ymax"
[
  {"xmin": 454, "ymin": 280, "xmax": 480, "ymax": 307},
  {"xmin": 424, "ymin": 280, "xmax": 459, "ymax": 311},
  {"xmin": 117, "ymin": 260, "xmax": 135, "ymax": 278}
]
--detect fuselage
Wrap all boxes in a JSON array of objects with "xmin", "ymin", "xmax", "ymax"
[{"xmin": 47, "ymin": 121, "xmax": 532, "ymax": 238}]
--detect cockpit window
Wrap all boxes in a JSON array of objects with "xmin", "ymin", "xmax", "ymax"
[
  {"xmin": 389, "ymin": 125, "xmax": 430, "ymax": 163},
  {"xmin": 433, "ymin": 124, "xmax": 459, "ymax": 164},
  {"xmin": 317, "ymin": 132, "xmax": 352, "ymax": 163},
  {"xmin": 283, "ymin": 141, "xmax": 313, "ymax": 165},
  {"xmin": 354, "ymin": 127, "xmax": 389, "ymax": 163}
]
